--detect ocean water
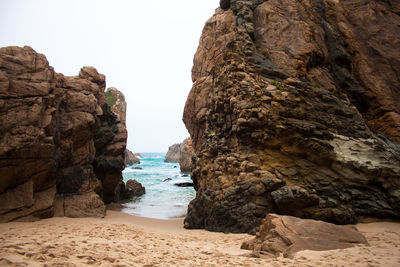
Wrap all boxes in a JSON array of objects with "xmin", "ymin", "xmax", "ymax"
[{"xmin": 121, "ymin": 153, "xmax": 196, "ymax": 219}]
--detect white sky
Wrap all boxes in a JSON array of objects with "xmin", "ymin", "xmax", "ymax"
[{"xmin": 0, "ymin": 0, "xmax": 218, "ymax": 152}]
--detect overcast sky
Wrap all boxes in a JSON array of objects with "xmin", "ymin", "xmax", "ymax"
[{"xmin": 0, "ymin": 0, "xmax": 218, "ymax": 152}]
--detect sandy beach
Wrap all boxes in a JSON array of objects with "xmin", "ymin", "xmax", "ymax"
[{"xmin": 0, "ymin": 211, "xmax": 399, "ymax": 267}]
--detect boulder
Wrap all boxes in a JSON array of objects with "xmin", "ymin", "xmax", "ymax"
[
  {"xmin": 241, "ymin": 214, "xmax": 368, "ymax": 258},
  {"xmin": 183, "ymin": 1, "xmax": 400, "ymax": 233},
  {"xmin": 125, "ymin": 179, "xmax": 146, "ymax": 197}
]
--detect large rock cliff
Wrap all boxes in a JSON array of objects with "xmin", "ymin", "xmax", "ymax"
[
  {"xmin": 0, "ymin": 46, "xmax": 127, "ymax": 222},
  {"xmin": 183, "ymin": 0, "xmax": 400, "ymax": 234}
]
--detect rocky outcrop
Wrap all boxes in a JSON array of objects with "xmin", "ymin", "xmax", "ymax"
[
  {"xmin": 179, "ymin": 138, "xmax": 195, "ymax": 173},
  {"xmin": 165, "ymin": 138, "xmax": 194, "ymax": 172},
  {"xmin": 124, "ymin": 149, "xmax": 140, "ymax": 165},
  {"xmin": 0, "ymin": 46, "xmax": 127, "ymax": 222},
  {"xmin": 95, "ymin": 87, "xmax": 128, "ymax": 204},
  {"xmin": 165, "ymin": 143, "xmax": 182, "ymax": 163},
  {"xmin": 183, "ymin": 1, "xmax": 400, "ymax": 234},
  {"xmin": 241, "ymin": 214, "xmax": 368, "ymax": 258}
]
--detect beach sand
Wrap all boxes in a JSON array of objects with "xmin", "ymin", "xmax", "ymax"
[{"xmin": 0, "ymin": 211, "xmax": 399, "ymax": 266}]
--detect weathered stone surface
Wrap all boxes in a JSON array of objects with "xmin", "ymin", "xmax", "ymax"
[
  {"xmin": 125, "ymin": 179, "xmax": 145, "ymax": 197},
  {"xmin": 165, "ymin": 138, "xmax": 194, "ymax": 172},
  {"xmin": 125, "ymin": 149, "xmax": 140, "ymax": 165},
  {"xmin": 241, "ymin": 214, "xmax": 368, "ymax": 258},
  {"xmin": 184, "ymin": 8, "xmax": 236, "ymax": 151},
  {"xmin": 0, "ymin": 46, "xmax": 127, "ymax": 222},
  {"xmin": 165, "ymin": 143, "xmax": 182, "ymax": 163},
  {"xmin": 179, "ymin": 138, "xmax": 194, "ymax": 173},
  {"xmin": 183, "ymin": 1, "xmax": 400, "ymax": 234},
  {"xmin": 94, "ymin": 87, "xmax": 127, "ymax": 204}
]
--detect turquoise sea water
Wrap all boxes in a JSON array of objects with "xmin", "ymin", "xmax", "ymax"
[{"xmin": 121, "ymin": 153, "xmax": 195, "ymax": 219}]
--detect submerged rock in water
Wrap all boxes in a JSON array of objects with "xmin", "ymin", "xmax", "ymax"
[
  {"xmin": 241, "ymin": 214, "xmax": 368, "ymax": 258},
  {"xmin": 183, "ymin": 1, "xmax": 400, "ymax": 234},
  {"xmin": 0, "ymin": 46, "xmax": 127, "ymax": 222},
  {"xmin": 132, "ymin": 167, "xmax": 143, "ymax": 170},
  {"xmin": 164, "ymin": 178, "xmax": 173, "ymax": 182},
  {"xmin": 174, "ymin": 182, "xmax": 194, "ymax": 187}
]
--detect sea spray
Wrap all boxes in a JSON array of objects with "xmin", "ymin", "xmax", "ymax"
[{"xmin": 122, "ymin": 153, "xmax": 195, "ymax": 219}]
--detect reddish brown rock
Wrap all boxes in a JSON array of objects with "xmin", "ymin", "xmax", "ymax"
[
  {"xmin": 0, "ymin": 46, "xmax": 127, "ymax": 222},
  {"xmin": 183, "ymin": 8, "xmax": 236, "ymax": 150},
  {"xmin": 183, "ymin": 1, "xmax": 400, "ymax": 234},
  {"xmin": 241, "ymin": 214, "xmax": 368, "ymax": 258}
]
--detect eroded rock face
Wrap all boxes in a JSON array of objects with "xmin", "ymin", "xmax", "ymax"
[
  {"xmin": 125, "ymin": 179, "xmax": 145, "ymax": 197},
  {"xmin": 165, "ymin": 143, "xmax": 182, "ymax": 163},
  {"xmin": 165, "ymin": 138, "xmax": 194, "ymax": 172},
  {"xmin": 179, "ymin": 138, "xmax": 195, "ymax": 173},
  {"xmin": 124, "ymin": 149, "xmax": 140, "ymax": 166},
  {"xmin": 94, "ymin": 87, "xmax": 127, "ymax": 204},
  {"xmin": 183, "ymin": 1, "xmax": 400, "ymax": 233},
  {"xmin": 0, "ymin": 46, "xmax": 127, "ymax": 222},
  {"xmin": 241, "ymin": 214, "xmax": 368, "ymax": 258}
]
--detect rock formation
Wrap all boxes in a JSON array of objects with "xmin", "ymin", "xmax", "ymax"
[
  {"xmin": 123, "ymin": 179, "xmax": 145, "ymax": 198},
  {"xmin": 183, "ymin": 0, "xmax": 400, "ymax": 234},
  {"xmin": 165, "ymin": 143, "xmax": 182, "ymax": 163},
  {"xmin": 124, "ymin": 149, "xmax": 140, "ymax": 165},
  {"xmin": 179, "ymin": 138, "xmax": 195, "ymax": 173},
  {"xmin": 241, "ymin": 214, "xmax": 368, "ymax": 258},
  {"xmin": 0, "ymin": 46, "xmax": 127, "ymax": 222},
  {"xmin": 165, "ymin": 138, "xmax": 194, "ymax": 172},
  {"xmin": 94, "ymin": 87, "xmax": 128, "ymax": 204}
]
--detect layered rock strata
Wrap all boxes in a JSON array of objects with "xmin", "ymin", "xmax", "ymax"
[
  {"xmin": 183, "ymin": 0, "xmax": 400, "ymax": 234},
  {"xmin": 0, "ymin": 46, "xmax": 127, "ymax": 222}
]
